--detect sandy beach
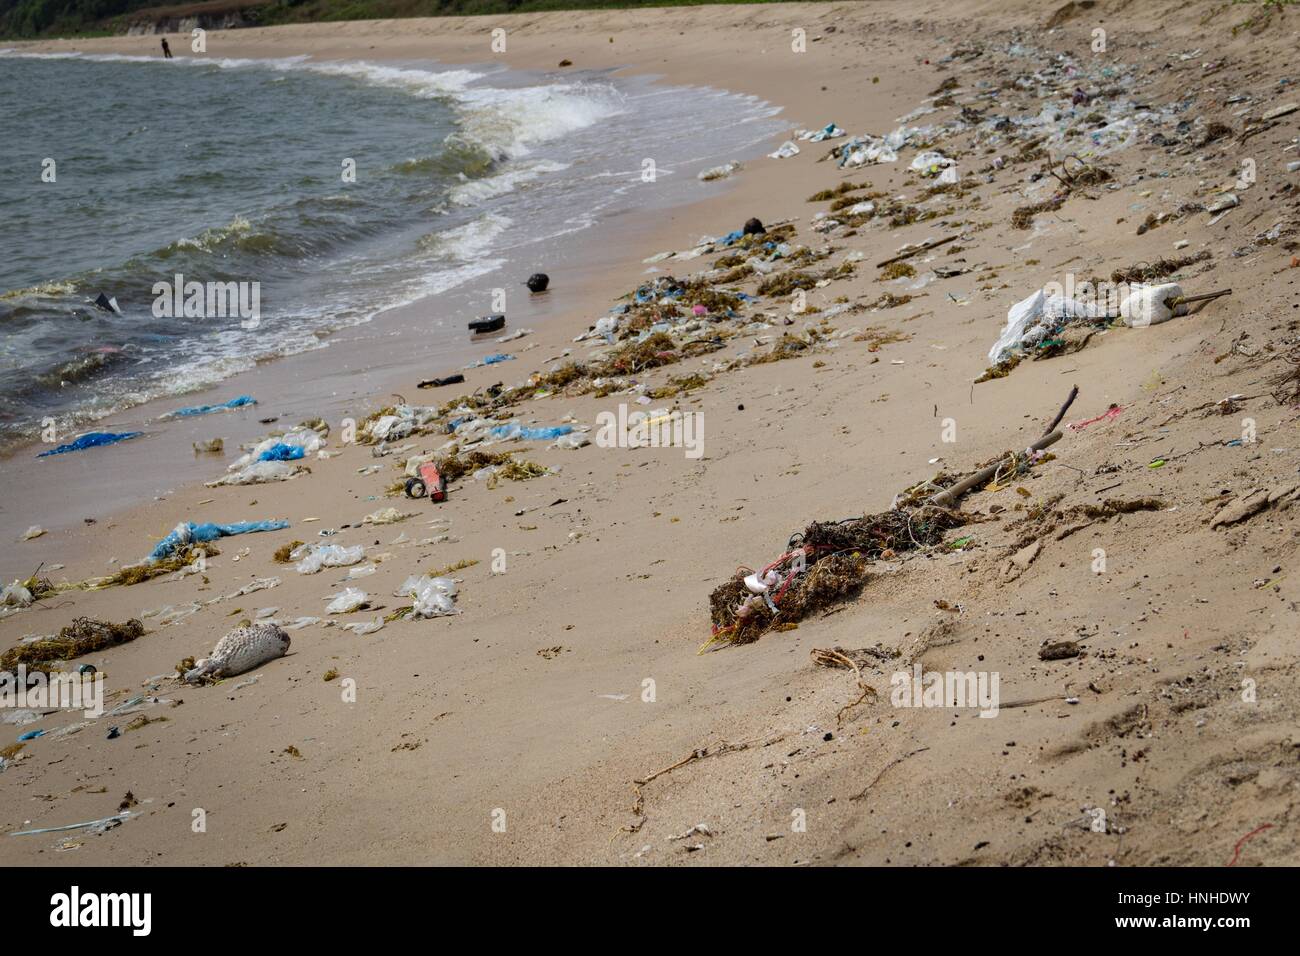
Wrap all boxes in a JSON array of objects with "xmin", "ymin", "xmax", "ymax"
[{"xmin": 2, "ymin": 0, "xmax": 1298, "ymax": 868}]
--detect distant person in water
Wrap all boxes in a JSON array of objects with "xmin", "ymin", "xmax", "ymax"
[{"xmin": 160, "ymin": 38, "xmax": 173, "ymax": 59}]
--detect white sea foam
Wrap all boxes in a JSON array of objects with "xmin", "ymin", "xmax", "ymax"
[{"xmin": 1, "ymin": 49, "xmax": 624, "ymax": 162}]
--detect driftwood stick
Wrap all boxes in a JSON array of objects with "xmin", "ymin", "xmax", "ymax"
[
  {"xmin": 928, "ymin": 430, "xmax": 1062, "ymax": 508},
  {"xmin": 876, "ymin": 235, "xmax": 959, "ymax": 268},
  {"xmin": 1043, "ymin": 385, "xmax": 1079, "ymax": 437},
  {"xmin": 1175, "ymin": 288, "xmax": 1233, "ymax": 306}
]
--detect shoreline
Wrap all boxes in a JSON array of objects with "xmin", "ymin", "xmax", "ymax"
[
  {"xmin": 0, "ymin": 46, "xmax": 788, "ymax": 551},
  {"xmin": 3, "ymin": 1, "xmax": 1298, "ymax": 868}
]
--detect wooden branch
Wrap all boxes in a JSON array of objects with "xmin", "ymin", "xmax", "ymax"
[{"xmin": 876, "ymin": 235, "xmax": 959, "ymax": 268}]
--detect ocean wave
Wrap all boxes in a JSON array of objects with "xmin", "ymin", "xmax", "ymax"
[
  {"xmin": 449, "ymin": 159, "xmax": 570, "ymax": 206},
  {"xmin": 416, "ymin": 212, "xmax": 513, "ymax": 262},
  {"xmin": 34, "ymin": 348, "xmax": 128, "ymax": 389},
  {"xmin": 1, "ymin": 280, "xmax": 78, "ymax": 300},
  {"xmin": 1, "ymin": 48, "xmax": 625, "ymax": 163}
]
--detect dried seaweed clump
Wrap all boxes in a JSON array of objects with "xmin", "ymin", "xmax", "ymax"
[
  {"xmin": 1271, "ymin": 346, "xmax": 1300, "ymax": 405},
  {"xmin": 808, "ymin": 181, "xmax": 865, "ymax": 202},
  {"xmin": 1199, "ymin": 121, "xmax": 1233, "ymax": 146},
  {"xmin": 428, "ymin": 558, "xmax": 479, "ymax": 577},
  {"xmin": 679, "ymin": 281, "xmax": 743, "ymax": 313},
  {"xmin": 878, "ymin": 261, "xmax": 917, "ymax": 281},
  {"xmin": 274, "ymin": 540, "xmax": 305, "ymax": 564},
  {"xmin": 708, "ymin": 553, "xmax": 871, "ymax": 646},
  {"xmin": 798, "ymin": 508, "xmax": 968, "ymax": 560},
  {"xmin": 436, "ymin": 449, "xmax": 516, "ymax": 484},
  {"xmin": 854, "ymin": 327, "xmax": 911, "ymax": 350},
  {"xmin": 828, "ymin": 189, "xmax": 884, "ymax": 210},
  {"xmin": 974, "ymin": 354, "xmax": 1022, "ymax": 383},
  {"xmin": 865, "ymin": 293, "xmax": 914, "ymax": 311},
  {"xmin": 533, "ymin": 361, "xmax": 591, "ymax": 394},
  {"xmin": 102, "ymin": 544, "xmax": 217, "ymax": 587},
  {"xmin": 1110, "ymin": 250, "xmax": 1211, "ymax": 284},
  {"xmin": 1011, "ymin": 193, "xmax": 1066, "ymax": 229},
  {"xmin": 650, "ymin": 373, "xmax": 709, "ymax": 399},
  {"xmin": 1, "ymin": 617, "xmax": 145, "ymax": 670},
  {"xmin": 485, "ymin": 458, "xmax": 549, "ymax": 489},
  {"xmin": 705, "ymin": 506, "xmax": 969, "ymax": 647},
  {"xmin": 756, "ymin": 271, "xmax": 819, "ymax": 298},
  {"xmin": 749, "ymin": 333, "xmax": 817, "ymax": 365},
  {"xmin": 599, "ymin": 332, "xmax": 679, "ymax": 376}
]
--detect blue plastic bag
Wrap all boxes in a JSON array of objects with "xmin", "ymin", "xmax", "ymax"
[
  {"xmin": 148, "ymin": 519, "xmax": 290, "ymax": 562},
  {"xmin": 168, "ymin": 395, "xmax": 256, "ymax": 417},
  {"xmin": 37, "ymin": 431, "xmax": 142, "ymax": 458},
  {"xmin": 257, "ymin": 443, "xmax": 306, "ymax": 462}
]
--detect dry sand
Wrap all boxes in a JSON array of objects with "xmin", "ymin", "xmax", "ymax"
[{"xmin": 2, "ymin": 0, "xmax": 1298, "ymax": 866}]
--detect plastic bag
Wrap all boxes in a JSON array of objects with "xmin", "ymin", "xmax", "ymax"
[
  {"xmin": 326, "ymin": 587, "xmax": 368, "ymax": 614},
  {"xmin": 206, "ymin": 460, "xmax": 301, "ymax": 487},
  {"xmin": 1, "ymin": 581, "xmax": 33, "ymax": 608},
  {"xmin": 988, "ymin": 290, "xmax": 1103, "ymax": 364},
  {"xmin": 148, "ymin": 519, "xmax": 290, "ymax": 562},
  {"xmin": 397, "ymin": 575, "xmax": 458, "ymax": 618},
  {"xmin": 553, "ymin": 432, "xmax": 591, "ymax": 450},
  {"xmin": 1120, "ymin": 282, "xmax": 1183, "ymax": 327},
  {"xmin": 910, "ymin": 150, "xmax": 955, "ymax": 176},
  {"xmin": 295, "ymin": 543, "xmax": 365, "ymax": 575},
  {"xmin": 488, "ymin": 423, "xmax": 573, "ymax": 442}
]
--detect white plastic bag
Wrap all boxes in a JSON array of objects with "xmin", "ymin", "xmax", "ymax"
[
  {"xmin": 397, "ymin": 575, "xmax": 458, "ymax": 618},
  {"xmin": 910, "ymin": 150, "xmax": 955, "ymax": 175},
  {"xmin": 326, "ymin": 587, "xmax": 368, "ymax": 614},
  {"xmin": 295, "ymin": 543, "xmax": 365, "ymax": 574},
  {"xmin": 1120, "ymin": 282, "xmax": 1183, "ymax": 327},
  {"xmin": 988, "ymin": 290, "xmax": 1102, "ymax": 364},
  {"xmin": 1, "ymin": 581, "xmax": 33, "ymax": 608},
  {"xmin": 206, "ymin": 460, "xmax": 300, "ymax": 487}
]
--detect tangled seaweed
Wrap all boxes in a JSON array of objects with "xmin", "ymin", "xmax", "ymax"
[
  {"xmin": 436, "ymin": 449, "xmax": 516, "ymax": 484},
  {"xmin": 1, "ymin": 617, "xmax": 145, "ymax": 670},
  {"xmin": 1111, "ymin": 250, "xmax": 1212, "ymax": 284},
  {"xmin": 705, "ymin": 506, "xmax": 969, "ymax": 648},
  {"xmin": 1011, "ymin": 193, "xmax": 1067, "ymax": 229},
  {"xmin": 102, "ymin": 544, "xmax": 217, "ymax": 587},
  {"xmin": 1271, "ymin": 345, "xmax": 1300, "ymax": 405}
]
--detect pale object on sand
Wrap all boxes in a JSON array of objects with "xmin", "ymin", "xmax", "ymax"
[
  {"xmin": 1120, "ymin": 282, "xmax": 1184, "ymax": 327},
  {"xmin": 185, "ymin": 623, "xmax": 290, "ymax": 683}
]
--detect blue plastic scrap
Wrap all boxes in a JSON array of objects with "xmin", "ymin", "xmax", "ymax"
[
  {"xmin": 147, "ymin": 519, "xmax": 290, "ymax": 562},
  {"xmin": 488, "ymin": 424, "xmax": 574, "ymax": 442},
  {"xmin": 36, "ymin": 431, "xmax": 142, "ymax": 458},
  {"xmin": 257, "ymin": 443, "xmax": 306, "ymax": 462},
  {"xmin": 464, "ymin": 353, "xmax": 515, "ymax": 369},
  {"xmin": 167, "ymin": 395, "xmax": 257, "ymax": 417}
]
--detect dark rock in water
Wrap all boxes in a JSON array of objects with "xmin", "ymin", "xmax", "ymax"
[
  {"xmin": 743, "ymin": 218, "xmax": 765, "ymax": 236},
  {"xmin": 526, "ymin": 273, "xmax": 550, "ymax": 293}
]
